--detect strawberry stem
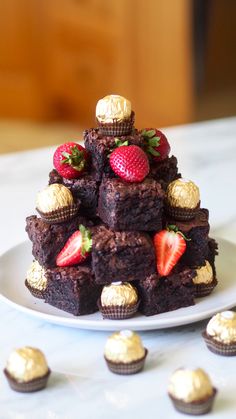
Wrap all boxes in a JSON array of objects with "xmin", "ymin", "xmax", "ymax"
[
  {"xmin": 141, "ymin": 129, "xmax": 161, "ymax": 157},
  {"xmin": 61, "ymin": 146, "xmax": 86, "ymax": 172}
]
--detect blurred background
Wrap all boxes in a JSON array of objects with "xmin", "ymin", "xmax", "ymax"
[{"xmin": 0, "ymin": 0, "xmax": 235, "ymax": 153}]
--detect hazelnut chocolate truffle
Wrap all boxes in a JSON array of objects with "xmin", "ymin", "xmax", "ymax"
[
  {"xmin": 166, "ymin": 178, "xmax": 200, "ymax": 220},
  {"xmin": 168, "ymin": 368, "xmax": 217, "ymax": 415},
  {"xmin": 96, "ymin": 94, "xmax": 134, "ymax": 136},
  {"xmin": 193, "ymin": 261, "xmax": 217, "ymax": 298},
  {"xmin": 36, "ymin": 183, "xmax": 79, "ymax": 223},
  {"xmin": 4, "ymin": 347, "xmax": 50, "ymax": 392},
  {"xmin": 99, "ymin": 281, "xmax": 139, "ymax": 319},
  {"xmin": 203, "ymin": 311, "xmax": 236, "ymax": 356},
  {"xmin": 104, "ymin": 330, "xmax": 148, "ymax": 375},
  {"xmin": 25, "ymin": 260, "xmax": 47, "ymax": 299}
]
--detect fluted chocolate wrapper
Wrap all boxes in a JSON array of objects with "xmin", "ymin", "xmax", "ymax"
[
  {"xmin": 168, "ymin": 388, "xmax": 217, "ymax": 416},
  {"xmin": 165, "ymin": 201, "xmax": 200, "ymax": 221},
  {"xmin": 194, "ymin": 278, "xmax": 218, "ymax": 298},
  {"xmin": 36, "ymin": 203, "xmax": 80, "ymax": 224},
  {"xmin": 25, "ymin": 279, "xmax": 46, "ymax": 299},
  {"xmin": 4, "ymin": 368, "xmax": 51, "ymax": 393},
  {"xmin": 202, "ymin": 331, "xmax": 236, "ymax": 356},
  {"xmin": 98, "ymin": 299, "xmax": 140, "ymax": 320},
  {"xmin": 97, "ymin": 111, "xmax": 135, "ymax": 136},
  {"xmin": 104, "ymin": 348, "xmax": 148, "ymax": 375}
]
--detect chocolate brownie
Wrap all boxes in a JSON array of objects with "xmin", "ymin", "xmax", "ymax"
[
  {"xmin": 48, "ymin": 169, "xmax": 98, "ymax": 218},
  {"xmin": 45, "ymin": 264, "xmax": 102, "ymax": 315},
  {"xmin": 207, "ymin": 237, "xmax": 218, "ymax": 277},
  {"xmin": 98, "ymin": 177, "xmax": 164, "ymax": 231},
  {"xmin": 136, "ymin": 268, "xmax": 195, "ymax": 316},
  {"xmin": 149, "ymin": 155, "xmax": 181, "ymax": 190},
  {"xmin": 91, "ymin": 225, "xmax": 156, "ymax": 284},
  {"xmin": 26, "ymin": 215, "xmax": 92, "ymax": 268},
  {"xmin": 84, "ymin": 128, "xmax": 143, "ymax": 181},
  {"xmin": 165, "ymin": 209, "xmax": 210, "ymax": 267}
]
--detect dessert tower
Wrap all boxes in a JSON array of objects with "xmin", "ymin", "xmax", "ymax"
[{"xmin": 25, "ymin": 95, "xmax": 218, "ymax": 317}]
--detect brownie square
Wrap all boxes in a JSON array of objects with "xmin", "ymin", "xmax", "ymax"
[
  {"xmin": 207, "ymin": 237, "xmax": 218, "ymax": 277},
  {"xmin": 45, "ymin": 265, "xmax": 102, "ymax": 315},
  {"xmin": 48, "ymin": 169, "xmax": 98, "ymax": 218},
  {"xmin": 149, "ymin": 155, "xmax": 181, "ymax": 190},
  {"xmin": 98, "ymin": 177, "xmax": 164, "ymax": 231},
  {"xmin": 136, "ymin": 268, "xmax": 195, "ymax": 316},
  {"xmin": 91, "ymin": 225, "xmax": 156, "ymax": 284},
  {"xmin": 84, "ymin": 128, "xmax": 143, "ymax": 181},
  {"xmin": 165, "ymin": 209, "xmax": 210, "ymax": 267},
  {"xmin": 26, "ymin": 215, "xmax": 92, "ymax": 268}
]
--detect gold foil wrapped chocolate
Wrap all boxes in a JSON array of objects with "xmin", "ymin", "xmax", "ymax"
[
  {"xmin": 26, "ymin": 260, "xmax": 47, "ymax": 291},
  {"xmin": 193, "ymin": 261, "xmax": 213, "ymax": 285},
  {"xmin": 104, "ymin": 330, "xmax": 145, "ymax": 363},
  {"xmin": 6, "ymin": 347, "xmax": 49, "ymax": 383},
  {"xmin": 36, "ymin": 184, "xmax": 74, "ymax": 213},
  {"xmin": 101, "ymin": 282, "xmax": 138, "ymax": 307},
  {"xmin": 167, "ymin": 179, "xmax": 200, "ymax": 209},
  {"xmin": 206, "ymin": 311, "xmax": 236, "ymax": 344},
  {"xmin": 96, "ymin": 95, "xmax": 131, "ymax": 123},
  {"xmin": 168, "ymin": 368, "xmax": 214, "ymax": 403}
]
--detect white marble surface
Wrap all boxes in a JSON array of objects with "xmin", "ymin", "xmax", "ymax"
[{"xmin": 0, "ymin": 117, "xmax": 236, "ymax": 418}]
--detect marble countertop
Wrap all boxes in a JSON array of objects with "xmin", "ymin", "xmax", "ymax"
[{"xmin": 0, "ymin": 117, "xmax": 236, "ymax": 418}]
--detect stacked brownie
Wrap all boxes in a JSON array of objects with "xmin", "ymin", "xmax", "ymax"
[{"xmin": 25, "ymin": 95, "xmax": 218, "ymax": 317}]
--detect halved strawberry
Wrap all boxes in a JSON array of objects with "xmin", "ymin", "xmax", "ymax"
[
  {"xmin": 53, "ymin": 142, "xmax": 88, "ymax": 179},
  {"xmin": 153, "ymin": 226, "xmax": 186, "ymax": 276},
  {"xmin": 56, "ymin": 225, "xmax": 92, "ymax": 267}
]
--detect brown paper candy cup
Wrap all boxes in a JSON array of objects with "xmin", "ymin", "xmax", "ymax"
[
  {"xmin": 194, "ymin": 278, "xmax": 218, "ymax": 298},
  {"xmin": 168, "ymin": 388, "xmax": 217, "ymax": 416},
  {"xmin": 105, "ymin": 349, "xmax": 148, "ymax": 375},
  {"xmin": 4, "ymin": 368, "xmax": 51, "ymax": 393},
  {"xmin": 165, "ymin": 201, "xmax": 200, "ymax": 221},
  {"xmin": 25, "ymin": 279, "xmax": 45, "ymax": 299},
  {"xmin": 97, "ymin": 111, "xmax": 135, "ymax": 136},
  {"xmin": 36, "ymin": 203, "xmax": 79, "ymax": 224},
  {"xmin": 98, "ymin": 299, "xmax": 140, "ymax": 320},
  {"xmin": 202, "ymin": 331, "xmax": 236, "ymax": 356}
]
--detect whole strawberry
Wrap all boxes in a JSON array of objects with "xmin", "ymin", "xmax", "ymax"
[
  {"xmin": 110, "ymin": 145, "xmax": 149, "ymax": 182},
  {"xmin": 53, "ymin": 142, "xmax": 87, "ymax": 179},
  {"xmin": 142, "ymin": 128, "xmax": 170, "ymax": 161},
  {"xmin": 154, "ymin": 225, "xmax": 186, "ymax": 276},
  {"xmin": 56, "ymin": 225, "xmax": 92, "ymax": 267}
]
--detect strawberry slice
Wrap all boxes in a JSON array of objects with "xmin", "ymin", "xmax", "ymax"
[
  {"xmin": 56, "ymin": 225, "xmax": 92, "ymax": 267},
  {"xmin": 154, "ymin": 226, "xmax": 186, "ymax": 276}
]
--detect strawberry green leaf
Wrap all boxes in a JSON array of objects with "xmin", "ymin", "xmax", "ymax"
[
  {"xmin": 141, "ymin": 129, "xmax": 156, "ymax": 138},
  {"xmin": 149, "ymin": 137, "xmax": 161, "ymax": 147},
  {"xmin": 147, "ymin": 146, "xmax": 161, "ymax": 157},
  {"xmin": 79, "ymin": 225, "xmax": 92, "ymax": 256},
  {"xmin": 61, "ymin": 146, "xmax": 85, "ymax": 172}
]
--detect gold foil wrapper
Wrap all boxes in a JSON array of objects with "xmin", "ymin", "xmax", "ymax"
[
  {"xmin": 168, "ymin": 368, "xmax": 214, "ymax": 403},
  {"xmin": 101, "ymin": 282, "xmax": 138, "ymax": 307},
  {"xmin": 167, "ymin": 179, "xmax": 200, "ymax": 209},
  {"xmin": 26, "ymin": 261, "xmax": 47, "ymax": 291},
  {"xmin": 96, "ymin": 95, "xmax": 131, "ymax": 123},
  {"xmin": 36, "ymin": 184, "xmax": 74, "ymax": 213},
  {"xmin": 206, "ymin": 311, "xmax": 236, "ymax": 344},
  {"xmin": 104, "ymin": 330, "xmax": 145, "ymax": 363},
  {"xmin": 193, "ymin": 261, "xmax": 213, "ymax": 285},
  {"xmin": 6, "ymin": 347, "xmax": 49, "ymax": 383}
]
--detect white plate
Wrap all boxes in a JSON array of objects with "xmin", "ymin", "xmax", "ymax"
[{"xmin": 0, "ymin": 238, "xmax": 235, "ymax": 331}]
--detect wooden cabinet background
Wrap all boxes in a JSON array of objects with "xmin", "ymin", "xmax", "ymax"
[{"xmin": 0, "ymin": 0, "xmax": 193, "ymax": 128}]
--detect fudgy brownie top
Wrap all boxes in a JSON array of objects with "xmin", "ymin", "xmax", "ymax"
[
  {"xmin": 165, "ymin": 208, "xmax": 209, "ymax": 232},
  {"xmin": 92, "ymin": 224, "xmax": 154, "ymax": 252},
  {"xmin": 49, "ymin": 169, "xmax": 97, "ymax": 189},
  {"xmin": 139, "ymin": 267, "xmax": 195, "ymax": 289},
  {"xmin": 46, "ymin": 264, "xmax": 94, "ymax": 287},
  {"xmin": 100, "ymin": 177, "xmax": 165, "ymax": 200},
  {"xmin": 84, "ymin": 128, "xmax": 143, "ymax": 150}
]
